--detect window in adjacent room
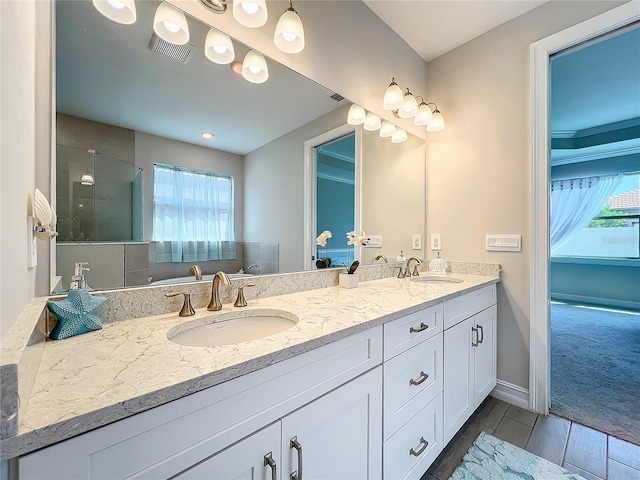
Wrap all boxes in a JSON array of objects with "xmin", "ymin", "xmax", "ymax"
[{"xmin": 153, "ymin": 163, "xmax": 236, "ymax": 263}]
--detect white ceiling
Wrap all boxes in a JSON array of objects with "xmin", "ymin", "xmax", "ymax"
[{"xmin": 363, "ymin": 0, "xmax": 549, "ymax": 62}]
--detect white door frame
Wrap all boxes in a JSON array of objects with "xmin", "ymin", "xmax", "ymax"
[
  {"xmin": 529, "ymin": 1, "xmax": 640, "ymax": 414},
  {"xmin": 303, "ymin": 124, "xmax": 362, "ymax": 271}
]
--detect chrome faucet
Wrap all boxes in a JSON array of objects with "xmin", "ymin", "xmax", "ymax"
[
  {"xmin": 207, "ymin": 271, "xmax": 231, "ymax": 311},
  {"xmin": 247, "ymin": 263, "xmax": 262, "ymax": 274},
  {"xmin": 406, "ymin": 257, "xmax": 422, "ymax": 276},
  {"xmin": 374, "ymin": 254, "xmax": 388, "ymax": 263},
  {"xmin": 188, "ymin": 264, "xmax": 202, "ymax": 281}
]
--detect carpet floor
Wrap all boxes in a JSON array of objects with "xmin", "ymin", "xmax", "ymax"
[{"xmin": 550, "ymin": 302, "xmax": 640, "ymax": 446}]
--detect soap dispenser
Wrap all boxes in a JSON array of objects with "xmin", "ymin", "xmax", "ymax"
[
  {"xmin": 397, "ymin": 250, "xmax": 406, "ymax": 262},
  {"xmin": 47, "ymin": 262, "xmax": 106, "ymax": 340}
]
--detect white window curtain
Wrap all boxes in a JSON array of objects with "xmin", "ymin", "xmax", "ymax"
[
  {"xmin": 550, "ymin": 174, "xmax": 623, "ymax": 255},
  {"xmin": 153, "ymin": 164, "xmax": 236, "ymax": 263}
]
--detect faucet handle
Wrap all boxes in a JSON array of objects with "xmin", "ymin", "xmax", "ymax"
[
  {"xmin": 412, "ymin": 265, "xmax": 420, "ymax": 276},
  {"xmin": 395, "ymin": 266, "xmax": 404, "ymax": 279},
  {"xmin": 234, "ymin": 284, "xmax": 256, "ymax": 307},
  {"xmin": 165, "ymin": 292, "xmax": 196, "ymax": 317}
]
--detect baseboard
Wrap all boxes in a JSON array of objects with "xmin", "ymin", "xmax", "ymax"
[
  {"xmin": 551, "ymin": 293, "xmax": 640, "ymax": 311},
  {"xmin": 490, "ymin": 379, "xmax": 530, "ymax": 410}
]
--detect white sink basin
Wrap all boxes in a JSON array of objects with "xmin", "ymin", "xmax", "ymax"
[
  {"xmin": 410, "ymin": 276, "xmax": 463, "ymax": 284},
  {"xmin": 167, "ymin": 309, "xmax": 299, "ymax": 347}
]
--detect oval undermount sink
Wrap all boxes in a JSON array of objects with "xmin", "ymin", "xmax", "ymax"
[
  {"xmin": 410, "ymin": 276, "xmax": 463, "ymax": 284},
  {"xmin": 167, "ymin": 309, "xmax": 299, "ymax": 347}
]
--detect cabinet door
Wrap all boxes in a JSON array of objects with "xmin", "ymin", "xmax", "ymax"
[
  {"xmin": 173, "ymin": 423, "xmax": 281, "ymax": 480},
  {"xmin": 473, "ymin": 305, "xmax": 497, "ymax": 407},
  {"xmin": 281, "ymin": 367, "xmax": 382, "ymax": 480},
  {"xmin": 443, "ymin": 317, "xmax": 474, "ymax": 444}
]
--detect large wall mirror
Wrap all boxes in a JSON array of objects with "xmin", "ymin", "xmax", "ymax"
[{"xmin": 53, "ymin": 0, "xmax": 426, "ymax": 292}]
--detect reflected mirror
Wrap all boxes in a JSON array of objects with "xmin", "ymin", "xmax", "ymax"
[{"xmin": 53, "ymin": 0, "xmax": 425, "ymax": 291}]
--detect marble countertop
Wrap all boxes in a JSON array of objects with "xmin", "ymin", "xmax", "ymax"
[{"xmin": 2, "ymin": 273, "xmax": 498, "ymax": 459}]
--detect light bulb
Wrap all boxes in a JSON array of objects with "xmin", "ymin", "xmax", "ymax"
[
  {"xmin": 153, "ymin": 3, "xmax": 189, "ymax": 45},
  {"xmin": 205, "ymin": 29, "xmax": 234, "ymax": 64},
  {"xmin": 106, "ymin": 0, "xmax": 125, "ymax": 9},
  {"xmin": 347, "ymin": 104, "xmax": 366, "ymax": 125},
  {"xmin": 213, "ymin": 45, "xmax": 226, "ymax": 54},
  {"xmin": 249, "ymin": 65, "xmax": 261, "ymax": 74},
  {"xmin": 379, "ymin": 121, "xmax": 396, "ymax": 138},
  {"xmin": 242, "ymin": 1, "xmax": 259, "ymax": 14},
  {"xmin": 282, "ymin": 32, "xmax": 297, "ymax": 42},
  {"xmin": 233, "ymin": 0, "xmax": 268, "ymax": 28},
  {"xmin": 274, "ymin": 7, "xmax": 305, "ymax": 54},
  {"xmin": 163, "ymin": 21, "xmax": 180, "ymax": 33},
  {"xmin": 383, "ymin": 78, "xmax": 403, "ymax": 110},
  {"xmin": 92, "ymin": 0, "xmax": 136, "ymax": 24},
  {"xmin": 242, "ymin": 50, "xmax": 269, "ymax": 84}
]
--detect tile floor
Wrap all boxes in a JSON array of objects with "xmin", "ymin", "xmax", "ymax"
[{"xmin": 421, "ymin": 396, "xmax": 640, "ymax": 480}]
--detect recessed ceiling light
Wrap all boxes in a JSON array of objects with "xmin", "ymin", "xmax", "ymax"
[{"xmin": 201, "ymin": 131, "xmax": 215, "ymax": 139}]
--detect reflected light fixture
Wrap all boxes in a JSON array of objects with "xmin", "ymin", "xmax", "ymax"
[
  {"xmin": 233, "ymin": 0, "xmax": 268, "ymax": 28},
  {"xmin": 379, "ymin": 120, "xmax": 396, "ymax": 138},
  {"xmin": 92, "ymin": 0, "xmax": 137, "ymax": 24},
  {"xmin": 154, "ymin": 2, "xmax": 189, "ymax": 45},
  {"xmin": 414, "ymin": 97, "xmax": 434, "ymax": 126},
  {"xmin": 242, "ymin": 50, "xmax": 269, "ymax": 83},
  {"xmin": 274, "ymin": 0, "xmax": 305, "ymax": 54},
  {"xmin": 391, "ymin": 128, "xmax": 408, "ymax": 143},
  {"xmin": 201, "ymin": 131, "xmax": 215, "ymax": 139},
  {"xmin": 204, "ymin": 28, "xmax": 235, "ymax": 64},
  {"xmin": 427, "ymin": 107, "xmax": 445, "ymax": 132},
  {"xmin": 363, "ymin": 113, "xmax": 381, "ymax": 131},
  {"xmin": 347, "ymin": 104, "xmax": 366, "ymax": 125},
  {"xmin": 81, "ymin": 170, "xmax": 95, "ymax": 186},
  {"xmin": 397, "ymin": 88, "xmax": 418, "ymax": 119},
  {"xmin": 383, "ymin": 78, "xmax": 404, "ymax": 111}
]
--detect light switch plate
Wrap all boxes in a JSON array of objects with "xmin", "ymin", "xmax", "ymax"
[
  {"xmin": 430, "ymin": 234, "xmax": 441, "ymax": 251},
  {"xmin": 365, "ymin": 235, "xmax": 382, "ymax": 248},
  {"xmin": 412, "ymin": 234, "xmax": 422, "ymax": 250},
  {"xmin": 486, "ymin": 234, "xmax": 522, "ymax": 252}
]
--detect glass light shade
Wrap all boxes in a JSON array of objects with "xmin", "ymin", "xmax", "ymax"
[
  {"xmin": 154, "ymin": 3, "xmax": 189, "ymax": 45},
  {"xmin": 397, "ymin": 90, "xmax": 418, "ymax": 118},
  {"xmin": 363, "ymin": 113, "xmax": 381, "ymax": 131},
  {"xmin": 347, "ymin": 104, "xmax": 366, "ymax": 125},
  {"xmin": 205, "ymin": 29, "xmax": 234, "ymax": 64},
  {"xmin": 233, "ymin": 0, "xmax": 268, "ymax": 28},
  {"xmin": 274, "ymin": 9, "xmax": 305, "ymax": 54},
  {"xmin": 383, "ymin": 80, "xmax": 403, "ymax": 110},
  {"xmin": 427, "ymin": 111, "xmax": 445, "ymax": 132},
  {"xmin": 242, "ymin": 50, "xmax": 269, "ymax": 84},
  {"xmin": 92, "ymin": 0, "xmax": 136, "ymax": 24},
  {"xmin": 379, "ymin": 120, "xmax": 396, "ymax": 138},
  {"xmin": 81, "ymin": 171, "xmax": 95, "ymax": 186},
  {"xmin": 414, "ymin": 102, "xmax": 433, "ymax": 126},
  {"xmin": 391, "ymin": 128, "xmax": 408, "ymax": 143}
]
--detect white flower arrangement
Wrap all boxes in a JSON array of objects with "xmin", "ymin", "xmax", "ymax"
[
  {"xmin": 316, "ymin": 230, "xmax": 332, "ymax": 247},
  {"xmin": 346, "ymin": 230, "xmax": 367, "ymax": 246}
]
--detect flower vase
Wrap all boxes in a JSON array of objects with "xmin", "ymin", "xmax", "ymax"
[{"xmin": 339, "ymin": 272, "xmax": 358, "ymax": 289}]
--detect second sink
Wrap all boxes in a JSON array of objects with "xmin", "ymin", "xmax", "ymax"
[
  {"xmin": 167, "ymin": 309, "xmax": 299, "ymax": 347},
  {"xmin": 411, "ymin": 276, "xmax": 463, "ymax": 284}
]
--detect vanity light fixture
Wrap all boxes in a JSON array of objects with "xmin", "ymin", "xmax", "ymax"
[
  {"xmin": 154, "ymin": 2, "xmax": 189, "ymax": 45},
  {"xmin": 204, "ymin": 28, "xmax": 235, "ymax": 64},
  {"xmin": 383, "ymin": 78, "xmax": 404, "ymax": 111},
  {"xmin": 391, "ymin": 128, "xmax": 408, "ymax": 143},
  {"xmin": 274, "ymin": 0, "xmax": 305, "ymax": 54},
  {"xmin": 81, "ymin": 170, "xmax": 95, "ymax": 186},
  {"xmin": 242, "ymin": 49, "xmax": 269, "ymax": 83},
  {"xmin": 233, "ymin": 0, "xmax": 268, "ymax": 28},
  {"xmin": 379, "ymin": 120, "xmax": 396, "ymax": 138},
  {"xmin": 397, "ymin": 88, "xmax": 419, "ymax": 119},
  {"xmin": 414, "ymin": 97, "xmax": 434, "ymax": 126},
  {"xmin": 201, "ymin": 131, "xmax": 215, "ymax": 139},
  {"xmin": 427, "ymin": 106, "xmax": 446, "ymax": 132},
  {"xmin": 92, "ymin": 0, "xmax": 137, "ymax": 25},
  {"xmin": 347, "ymin": 104, "xmax": 366, "ymax": 125},
  {"xmin": 363, "ymin": 112, "xmax": 381, "ymax": 131}
]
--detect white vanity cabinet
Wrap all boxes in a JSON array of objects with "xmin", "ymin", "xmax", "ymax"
[
  {"xmin": 19, "ymin": 328, "xmax": 382, "ymax": 480},
  {"xmin": 382, "ymin": 303, "xmax": 445, "ymax": 480},
  {"xmin": 443, "ymin": 285, "xmax": 497, "ymax": 443}
]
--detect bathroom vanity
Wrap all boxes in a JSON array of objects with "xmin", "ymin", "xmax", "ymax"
[{"xmin": 2, "ymin": 271, "xmax": 498, "ymax": 479}]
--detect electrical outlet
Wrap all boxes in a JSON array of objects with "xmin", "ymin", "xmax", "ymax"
[
  {"xmin": 411, "ymin": 234, "xmax": 422, "ymax": 250},
  {"xmin": 431, "ymin": 234, "xmax": 441, "ymax": 251},
  {"xmin": 364, "ymin": 235, "xmax": 382, "ymax": 248}
]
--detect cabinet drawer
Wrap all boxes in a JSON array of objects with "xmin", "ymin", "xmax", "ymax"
[
  {"xmin": 384, "ymin": 303, "xmax": 443, "ymax": 360},
  {"xmin": 444, "ymin": 285, "xmax": 496, "ymax": 330},
  {"xmin": 383, "ymin": 392, "xmax": 443, "ymax": 480},
  {"xmin": 383, "ymin": 333, "xmax": 443, "ymax": 439}
]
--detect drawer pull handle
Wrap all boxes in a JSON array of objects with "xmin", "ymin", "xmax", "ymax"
[
  {"xmin": 409, "ymin": 437, "xmax": 429, "ymax": 457},
  {"xmin": 471, "ymin": 326, "xmax": 479, "ymax": 347},
  {"xmin": 409, "ymin": 371, "xmax": 429, "ymax": 386},
  {"xmin": 264, "ymin": 452, "xmax": 277, "ymax": 480},
  {"xmin": 409, "ymin": 322, "xmax": 429, "ymax": 334},
  {"xmin": 290, "ymin": 436, "xmax": 303, "ymax": 480},
  {"xmin": 477, "ymin": 324, "xmax": 484, "ymax": 344}
]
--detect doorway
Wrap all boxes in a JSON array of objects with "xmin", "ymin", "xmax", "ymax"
[{"xmin": 529, "ymin": 2, "xmax": 639, "ymax": 417}]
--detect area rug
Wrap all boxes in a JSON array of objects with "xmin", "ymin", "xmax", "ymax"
[
  {"xmin": 450, "ymin": 431, "xmax": 586, "ymax": 479},
  {"xmin": 550, "ymin": 302, "xmax": 640, "ymax": 446}
]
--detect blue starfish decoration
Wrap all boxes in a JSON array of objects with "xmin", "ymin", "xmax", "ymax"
[{"xmin": 47, "ymin": 289, "xmax": 106, "ymax": 340}]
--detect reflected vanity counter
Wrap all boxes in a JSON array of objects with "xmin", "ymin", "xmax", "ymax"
[{"xmin": 0, "ymin": 265, "xmax": 500, "ymax": 460}]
